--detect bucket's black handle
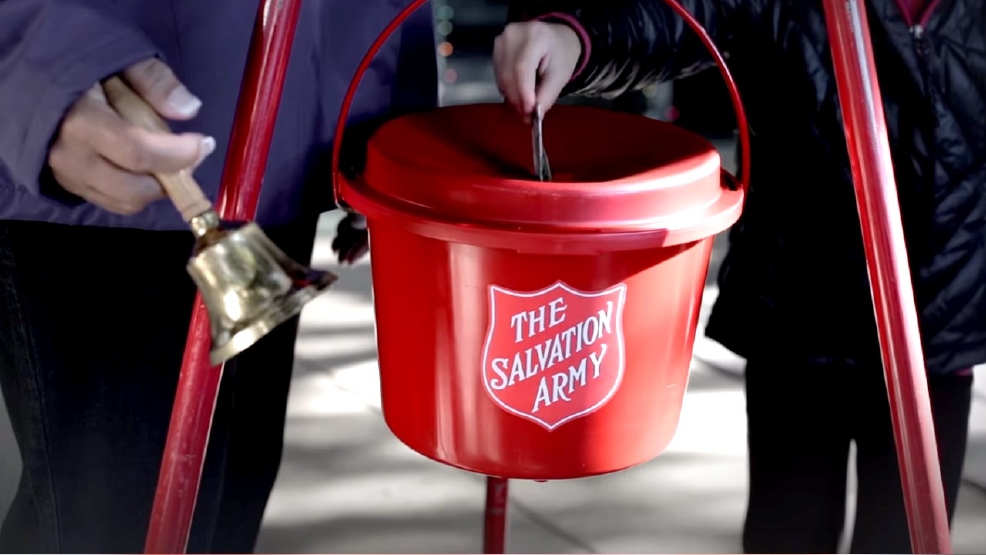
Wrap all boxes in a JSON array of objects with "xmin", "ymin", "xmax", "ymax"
[{"xmin": 331, "ymin": 0, "xmax": 751, "ymax": 210}]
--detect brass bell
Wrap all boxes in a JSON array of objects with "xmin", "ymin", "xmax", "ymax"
[{"xmin": 103, "ymin": 76, "xmax": 337, "ymax": 365}]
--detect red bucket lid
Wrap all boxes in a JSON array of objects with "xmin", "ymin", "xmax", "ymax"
[{"xmin": 359, "ymin": 103, "xmax": 733, "ymax": 232}]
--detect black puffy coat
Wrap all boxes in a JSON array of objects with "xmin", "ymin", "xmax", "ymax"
[{"xmin": 511, "ymin": 0, "xmax": 986, "ymax": 374}]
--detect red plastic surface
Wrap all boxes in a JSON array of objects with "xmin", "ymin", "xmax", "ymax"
[
  {"xmin": 822, "ymin": 0, "xmax": 951, "ymax": 552},
  {"xmin": 368, "ymin": 220, "xmax": 716, "ymax": 478},
  {"xmin": 363, "ymin": 103, "xmax": 723, "ymax": 231},
  {"xmin": 144, "ymin": 0, "xmax": 303, "ymax": 552},
  {"xmin": 329, "ymin": 0, "xmax": 749, "ymax": 479},
  {"xmin": 348, "ymin": 104, "xmax": 743, "ymax": 252}
]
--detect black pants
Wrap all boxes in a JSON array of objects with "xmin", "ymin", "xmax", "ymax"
[
  {"xmin": 743, "ymin": 357, "xmax": 973, "ymax": 554},
  {"xmin": 0, "ymin": 217, "xmax": 317, "ymax": 554}
]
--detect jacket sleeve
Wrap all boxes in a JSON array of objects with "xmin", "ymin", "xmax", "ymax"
[
  {"xmin": 508, "ymin": 0, "xmax": 744, "ymax": 99},
  {"xmin": 388, "ymin": 3, "xmax": 440, "ymax": 116},
  {"xmin": 0, "ymin": 0, "xmax": 160, "ymax": 196}
]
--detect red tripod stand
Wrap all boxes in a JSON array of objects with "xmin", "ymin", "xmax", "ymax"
[{"xmin": 143, "ymin": 1, "xmax": 952, "ymax": 553}]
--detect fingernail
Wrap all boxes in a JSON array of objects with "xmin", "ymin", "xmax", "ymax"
[
  {"xmin": 167, "ymin": 86, "xmax": 202, "ymax": 117},
  {"xmin": 195, "ymin": 136, "xmax": 216, "ymax": 167}
]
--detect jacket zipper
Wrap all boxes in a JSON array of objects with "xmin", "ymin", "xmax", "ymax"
[
  {"xmin": 892, "ymin": 0, "xmax": 942, "ymax": 104},
  {"xmin": 891, "ymin": 0, "xmax": 943, "ymax": 29},
  {"xmin": 883, "ymin": 0, "xmax": 937, "ymax": 118},
  {"xmin": 911, "ymin": 24, "xmax": 927, "ymax": 57},
  {"xmin": 895, "ymin": 0, "xmax": 942, "ymax": 240},
  {"xmin": 910, "ymin": 25, "xmax": 938, "ymax": 115}
]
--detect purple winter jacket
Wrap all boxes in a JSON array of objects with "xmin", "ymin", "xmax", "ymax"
[{"xmin": 0, "ymin": 0, "xmax": 438, "ymax": 230}]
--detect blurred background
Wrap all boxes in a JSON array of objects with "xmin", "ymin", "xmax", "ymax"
[{"xmin": 0, "ymin": 2, "xmax": 983, "ymax": 553}]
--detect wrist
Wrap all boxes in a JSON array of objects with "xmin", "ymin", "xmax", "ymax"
[{"xmin": 532, "ymin": 12, "xmax": 591, "ymax": 81}]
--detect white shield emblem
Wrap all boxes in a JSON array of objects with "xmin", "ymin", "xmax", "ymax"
[{"xmin": 481, "ymin": 281, "xmax": 628, "ymax": 431}]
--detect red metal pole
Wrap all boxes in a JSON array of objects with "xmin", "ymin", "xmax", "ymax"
[
  {"xmin": 482, "ymin": 477, "xmax": 509, "ymax": 554},
  {"xmin": 143, "ymin": 0, "xmax": 304, "ymax": 552},
  {"xmin": 820, "ymin": 1, "xmax": 951, "ymax": 552}
]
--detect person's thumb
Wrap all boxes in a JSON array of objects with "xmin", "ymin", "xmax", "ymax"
[
  {"xmin": 122, "ymin": 58, "xmax": 202, "ymax": 120},
  {"xmin": 534, "ymin": 67, "xmax": 569, "ymax": 114}
]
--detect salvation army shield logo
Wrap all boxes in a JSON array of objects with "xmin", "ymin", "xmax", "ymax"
[{"xmin": 481, "ymin": 281, "xmax": 628, "ymax": 431}]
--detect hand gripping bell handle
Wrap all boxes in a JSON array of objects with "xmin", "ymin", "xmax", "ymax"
[{"xmin": 102, "ymin": 76, "xmax": 215, "ymax": 223}]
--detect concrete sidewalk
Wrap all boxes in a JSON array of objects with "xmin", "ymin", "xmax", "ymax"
[{"xmin": 254, "ymin": 212, "xmax": 986, "ymax": 554}]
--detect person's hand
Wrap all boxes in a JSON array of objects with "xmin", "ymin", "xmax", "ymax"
[
  {"xmin": 493, "ymin": 21, "xmax": 582, "ymax": 120},
  {"xmin": 331, "ymin": 212, "xmax": 369, "ymax": 265},
  {"xmin": 48, "ymin": 58, "xmax": 215, "ymax": 215}
]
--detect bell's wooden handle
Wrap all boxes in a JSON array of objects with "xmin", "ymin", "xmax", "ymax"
[{"xmin": 101, "ymin": 76, "xmax": 214, "ymax": 222}]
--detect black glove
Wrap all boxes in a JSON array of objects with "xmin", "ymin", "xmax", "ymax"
[{"xmin": 331, "ymin": 212, "xmax": 369, "ymax": 265}]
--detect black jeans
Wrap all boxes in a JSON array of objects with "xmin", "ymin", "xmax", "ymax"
[
  {"xmin": 742, "ymin": 356, "xmax": 973, "ymax": 554},
  {"xmin": 0, "ymin": 217, "xmax": 317, "ymax": 553}
]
